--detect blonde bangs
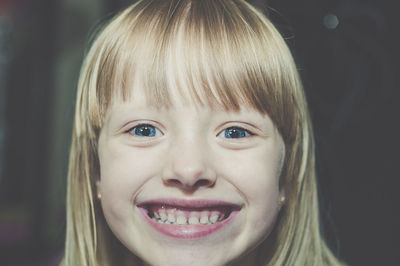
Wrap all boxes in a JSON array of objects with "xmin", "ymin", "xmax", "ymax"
[{"xmin": 83, "ymin": 0, "xmax": 300, "ymax": 144}]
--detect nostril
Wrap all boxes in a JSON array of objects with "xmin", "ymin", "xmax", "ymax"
[
  {"xmin": 166, "ymin": 179, "xmax": 181, "ymax": 186},
  {"xmin": 195, "ymin": 179, "xmax": 213, "ymax": 187}
]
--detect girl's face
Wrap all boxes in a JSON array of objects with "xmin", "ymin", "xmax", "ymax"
[{"xmin": 97, "ymin": 87, "xmax": 285, "ymax": 266}]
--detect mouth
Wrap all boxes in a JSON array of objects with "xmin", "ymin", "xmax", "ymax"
[{"xmin": 137, "ymin": 199, "xmax": 241, "ymax": 238}]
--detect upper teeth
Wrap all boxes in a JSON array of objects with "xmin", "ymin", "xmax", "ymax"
[
  {"xmin": 176, "ymin": 214, "xmax": 187, "ymax": 225},
  {"xmin": 188, "ymin": 216, "xmax": 199, "ymax": 225},
  {"xmin": 150, "ymin": 208, "xmax": 224, "ymax": 225}
]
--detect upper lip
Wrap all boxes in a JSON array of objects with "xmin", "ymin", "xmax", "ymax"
[{"xmin": 136, "ymin": 198, "xmax": 243, "ymax": 210}]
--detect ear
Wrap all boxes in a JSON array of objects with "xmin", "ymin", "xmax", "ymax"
[
  {"xmin": 278, "ymin": 188, "xmax": 286, "ymax": 211},
  {"xmin": 96, "ymin": 180, "xmax": 102, "ymax": 200}
]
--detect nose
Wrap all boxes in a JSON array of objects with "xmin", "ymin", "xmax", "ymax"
[{"xmin": 162, "ymin": 137, "xmax": 216, "ymax": 192}]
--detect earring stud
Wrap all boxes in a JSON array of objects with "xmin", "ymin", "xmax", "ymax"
[{"xmin": 279, "ymin": 196, "xmax": 286, "ymax": 208}]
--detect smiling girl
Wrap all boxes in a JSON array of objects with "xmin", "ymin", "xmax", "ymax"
[{"xmin": 61, "ymin": 0, "xmax": 345, "ymax": 265}]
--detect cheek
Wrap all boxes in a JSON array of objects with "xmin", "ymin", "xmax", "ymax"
[
  {"xmin": 218, "ymin": 145, "xmax": 283, "ymax": 197},
  {"xmin": 98, "ymin": 143, "xmax": 164, "ymax": 220},
  {"xmin": 216, "ymin": 143, "xmax": 283, "ymax": 228},
  {"xmin": 235, "ymin": 153, "xmax": 280, "ymax": 219}
]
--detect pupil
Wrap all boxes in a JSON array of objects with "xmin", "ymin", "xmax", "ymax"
[
  {"xmin": 135, "ymin": 126, "xmax": 154, "ymax": 136},
  {"xmin": 230, "ymin": 129, "xmax": 240, "ymax": 138},
  {"xmin": 226, "ymin": 128, "xmax": 244, "ymax": 138},
  {"xmin": 141, "ymin": 127, "xmax": 151, "ymax": 136}
]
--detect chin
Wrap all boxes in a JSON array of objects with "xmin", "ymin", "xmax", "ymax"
[{"xmin": 138, "ymin": 247, "xmax": 236, "ymax": 266}]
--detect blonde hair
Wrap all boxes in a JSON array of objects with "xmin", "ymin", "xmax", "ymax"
[{"xmin": 62, "ymin": 0, "xmax": 345, "ymax": 265}]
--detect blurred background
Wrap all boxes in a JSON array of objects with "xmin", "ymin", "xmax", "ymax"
[{"xmin": 0, "ymin": 0, "xmax": 398, "ymax": 265}]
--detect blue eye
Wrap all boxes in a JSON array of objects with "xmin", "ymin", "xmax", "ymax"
[
  {"xmin": 222, "ymin": 127, "xmax": 252, "ymax": 138},
  {"xmin": 128, "ymin": 124, "xmax": 162, "ymax": 137}
]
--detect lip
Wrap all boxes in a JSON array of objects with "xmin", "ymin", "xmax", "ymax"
[{"xmin": 137, "ymin": 199, "xmax": 242, "ymax": 239}]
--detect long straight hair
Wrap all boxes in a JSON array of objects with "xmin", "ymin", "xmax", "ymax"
[{"xmin": 62, "ymin": 0, "xmax": 346, "ymax": 265}]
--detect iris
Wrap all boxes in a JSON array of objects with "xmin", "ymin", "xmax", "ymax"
[
  {"xmin": 129, "ymin": 125, "xmax": 159, "ymax": 137},
  {"xmin": 224, "ymin": 127, "xmax": 252, "ymax": 138}
]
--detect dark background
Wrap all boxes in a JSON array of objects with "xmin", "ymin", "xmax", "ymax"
[{"xmin": 0, "ymin": 0, "xmax": 398, "ymax": 265}]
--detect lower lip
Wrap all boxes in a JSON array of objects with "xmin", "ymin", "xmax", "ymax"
[{"xmin": 138, "ymin": 208, "xmax": 239, "ymax": 239}]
